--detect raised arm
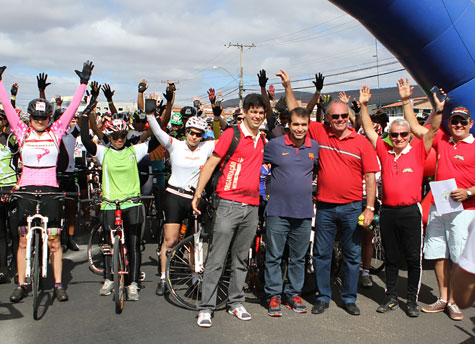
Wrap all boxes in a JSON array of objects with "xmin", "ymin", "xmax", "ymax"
[
  {"xmin": 257, "ymin": 70, "xmax": 273, "ymax": 119},
  {"xmin": 276, "ymin": 69, "xmax": 298, "ymax": 111},
  {"xmin": 422, "ymin": 88, "xmax": 445, "ymax": 152},
  {"xmin": 398, "ymin": 78, "xmax": 428, "ymax": 139},
  {"xmin": 145, "ymin": 98, "xmax": 171, "ymax": 148},
  {"xmin": 0, "ymin": 67, "xmax": 22, "ymax": 132},
  {"xmin": 80, "ymin": 101, "xmax": 99, "ymax": 156},
  {"xmin": 306, "ymin": 73, "xmax": 324, "ymax": 115},
  {"xmin": 338, "ymin": 91, "xmax": 357, "ymax": 127},
  {"xmin": 137, "ymin": 79, "xmax": 148, "ymax": 111},
  {"xmin": 10, "ymin": 83, "xmax": 18, "ymax": 108},
  {"xmin": 359, "ymin": 85, "xmax": 378, "ymax": 148},
  {"xmin": 36, "ymin": 73, "xmax": 51, "ymax": 99},
  {"xmin": 161, "ymin": 86, "xmax": 174, "ymax": 128},
  {"xmin": 102, "ymin": 84, "xmax": 117, "ymax": 114}
]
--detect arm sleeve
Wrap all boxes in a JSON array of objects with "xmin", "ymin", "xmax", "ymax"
[
  {"xmin": 50, "ymin": 84, "xmax": 87, "ymax": 140},
  {"xmin": 80, "ymin": 116, "xmax": 97, "ymax": 156},
  {"xmin": 147, "ymin": 114, "xmax": 171, "ymax": 149}
]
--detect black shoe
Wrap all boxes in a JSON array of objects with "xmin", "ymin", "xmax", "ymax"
[
  {"xmin": 311, "ymin": 300, "xmax": 329, "ymax": 314},
  {"xmin": 67, "ymin": 236, "xmax": 80, "ymax": 251},
  {"xmin": 406, "ymin": 300, "xmax": 420, "ymax": 318},
  {"xmin": 10, "ymin": 286, "xmax": 27, "ymax": 303},
  {"xmin": 377, "ymin": 296, "xmax": 399, "ymax": 313},
  {"xmin": 55, "ymin": 286, "xmax": 69, "ymax": 302},
  {"xmin": 156, "ymin": 279, "xmax": 166, "ymax": 296},
  {"xmin": 0, "ymin": 271, "xmax": 11, "ymax": 284},
  {"xmin": 343, "ymin": 302, "xmax": 360, "ymax": 316}
]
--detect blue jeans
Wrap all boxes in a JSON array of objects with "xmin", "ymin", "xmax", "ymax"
[
  {"xmin": 264, "ymin": 216, "xmax": 311, "ymax": 300},
  {"xmin": 313, "ymin": 201, "xmax": 362, "ymax": 304}
]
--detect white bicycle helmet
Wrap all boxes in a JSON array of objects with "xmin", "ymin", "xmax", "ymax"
[
  {"xmin": 185, "ymin": 116, "xmax": 207, "ymax": 132},
  {"xmin": 103, "ymin": 118, "xmax": 130, "ymax": 135}
]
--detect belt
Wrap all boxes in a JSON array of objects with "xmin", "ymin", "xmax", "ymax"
[{"xmin": 166, "ymin": 185, "xmax": 194, "ymax": 199}]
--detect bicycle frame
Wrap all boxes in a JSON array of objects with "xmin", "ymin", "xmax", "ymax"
[
  {"xmin": 25, "ymin": 212, "xmax": 49, "ymax": 278},
  {"xmin": 110, "ymin": 208, "xmax": 128, "ymax": 277}
]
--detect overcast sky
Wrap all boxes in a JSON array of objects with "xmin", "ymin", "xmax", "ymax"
[{"xmin": 0, "ymin": 0, "xmax": 415, "ymax": 109}]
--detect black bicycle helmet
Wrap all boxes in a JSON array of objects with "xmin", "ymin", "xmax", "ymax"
[
  {"xmin": 133, "ymin": 109, "xmax": 146, "ymax": 121},
  {"xmin": 180, "ymin": 106, "xmax": 196, "ymax": 118},
  {"xmin": 27, "ymin": 98, "xmax": 53, "ymax": 118}
]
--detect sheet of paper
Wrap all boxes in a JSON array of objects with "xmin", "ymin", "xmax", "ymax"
[{"xmin": 429, "ymin": 178, "xmax": 464, "ymax": 214}]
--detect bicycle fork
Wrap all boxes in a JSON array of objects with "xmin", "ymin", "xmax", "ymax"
[{"xmin": 25, "ymin": 214, "xmax": 49, "ymax": 278}]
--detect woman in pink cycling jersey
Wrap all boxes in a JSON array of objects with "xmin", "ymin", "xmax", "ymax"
[{"xmin": 0, "ymin": 61, "xmax": 93, "ymax": 303}]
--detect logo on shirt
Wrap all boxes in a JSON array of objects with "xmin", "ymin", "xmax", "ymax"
[
  {"xmin": 282, "ymin": 152, "xmax": 289, "ymax": 156},
  {"xmin": 35, "ymin": 147, "xmax": 50, "ymax": 163},
  {"xmin": 402, "ymin": 168, "xmax": 413, "ymax": 173},
  {"xmin": 454, "ymin": 155, "xmax": 464, "ymax": 161},
  {"xmin": 308, "ymin": 153, "xmax": 314, "ymax": 160}
]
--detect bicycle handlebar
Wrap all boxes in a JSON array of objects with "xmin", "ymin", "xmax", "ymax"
[{"xmin": 1, "ymin": 190, "xmax": 80, "ymax": 201}]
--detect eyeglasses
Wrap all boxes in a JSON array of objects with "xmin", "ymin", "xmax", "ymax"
[
  {"xmin": 187, "ymin": 129, "xmax": 203, "ymax": 138},
  {"xmin": 450, "ymin": 117, "xmax": 469, "ymax": 126},
  {"xmin": 389, "ymin": 132, "xmax": 409, "ymax": 138},
  {"xmin": 111, "ymin": 132, "xmax": 127, "ymax": 140},
  {"xmin": 330, "ymin": 113, "xmax": 349, "ymax": 120},
  {"xmin": 31, "ymin": 115, "xmax": 49, "ymax": 121}
]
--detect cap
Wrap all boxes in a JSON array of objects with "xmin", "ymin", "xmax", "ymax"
[{"xmin": 450, "ymin": 106, "xmax": 470, "ymax": 120}]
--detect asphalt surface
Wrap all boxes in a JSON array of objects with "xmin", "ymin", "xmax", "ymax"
[{"xmin": 0, "ymin": 238, "xmax": 474, "ymax": 344}]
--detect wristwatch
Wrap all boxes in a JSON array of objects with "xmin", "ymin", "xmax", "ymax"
[
  {"xmin": 366, "ymin": 206, "xmax": 375, "ymax": 212},
  {"xmin": 467, "ymin": 189, "xmax": 473, "ymax": 197}
]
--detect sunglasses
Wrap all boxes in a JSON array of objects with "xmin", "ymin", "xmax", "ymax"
[
  {"xmin": 389, "ymin": 132, "xmax": 409, "ymax": 138},
  {"xmin": 450, "ymin": 117, "xmax": 469, "ymax": 126},
  {"xmin": 330, "ymin": 113, "xmax": 349, "ymax": 120},
  {"xmin": 31, "ymin": 115, "xmax": 49, "ymax": 121},
  {"xmin": 187, "ymin": 129, "xmax": 203, "ymax": 138},
  {"xmin": 236, "ymin": 117, "xmax": 244, "ymax": 121},
  {"xmin": 111, "ymin": 132, "xmax": 127, "ymax": 140}
]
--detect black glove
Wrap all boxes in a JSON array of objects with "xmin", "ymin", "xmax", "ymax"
[
  {"xmin": 101, "ymin": 84, "xmax": 115, "ymax": 101},
  {"xmin": 145, "ymin": 98, "xmax": 157, "ymax": 114},
  {"xmin": 163, "ymin": 89, "xmax": 173, "ymax": 103},
  {"xmin": 90, "ymin": 81, "xmax": 100, "ymax": 99},
  {"xmin": 75, "ymin": 60, "xmax": 94, "ymax": 85},
  {"xmin": 212, "ymin": 104, "xmax": 222, "ymax": 117},
  {"xmin": 84, "ymin": 90, "xmax": 90, "ymax": 103},
  {"xmin": 10, "ymin": 84, "xmax": 18, "ymax": 96},
  {"xmin": 313, "ymin": 73, "xmax": 324, "ymax": 91},
  {"xmin": 37, "ymin": 73, "xmax": 51, "ymax": 91},
  {"xmin": 0, "ymin": 66, "xmax": 6, "ymax": 80},
  {"xmin": 257, "ymin": 69, "xmax": 268, "ymax": 88},
  {"xmin": 351, "ymin": 100, "xmax": 361, "ymax": 114},
  {"xmin": 82, "ymin": 100, "xmax": 97, "ymax": 115},
  {"xmin": 138, "ymin": 81, "xmax": 148, "ymax": 93},
  {"xmin": 55, "ymin": 95, "xmax": 62, "ymax": 106}
]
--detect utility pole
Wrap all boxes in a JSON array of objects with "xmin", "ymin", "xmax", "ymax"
[{"xmin": 226, "ymin": 42, "xmax": 255, "ymax": 108}]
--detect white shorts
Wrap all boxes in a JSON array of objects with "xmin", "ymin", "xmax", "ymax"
[{"xmin": 423, "ymin": 205, "xmax": 475, "ymax": 263}]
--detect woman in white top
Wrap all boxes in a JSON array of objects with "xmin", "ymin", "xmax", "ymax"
[{"xmin": 146, "ymin": 99, "xmax": 215, "ymax": 295}]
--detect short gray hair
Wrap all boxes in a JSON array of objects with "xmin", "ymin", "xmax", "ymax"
[{"xmin": 389, "ymin": 118, "xmax": 410, "ymax": 132}]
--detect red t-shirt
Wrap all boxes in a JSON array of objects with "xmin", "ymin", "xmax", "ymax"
[
  {"xmin": 214, "ymin": 125, "xmax": 265, "ymax": 205},
  {"xmin": 376, "ymin": 137, "xmax": 427, "ymax": 206},
  {"xmin": 433, "ymin": 130, "xmax": 475, "ymax": 210},
  {"xmin": 308, "ymin": 121, "xmax": 380, "ymax": 204}
]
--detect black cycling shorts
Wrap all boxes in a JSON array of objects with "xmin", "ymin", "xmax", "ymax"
[
  {"xmin": 101, "ymin": 204, "xmax": 145, "ymax": 231},
  {"xmin": 163, "ymin": 191, "xmax": 193, "ymax": 224},
  {"xmin": 16, "ymin": 186, "xmax": 63, "ymax": 228}
]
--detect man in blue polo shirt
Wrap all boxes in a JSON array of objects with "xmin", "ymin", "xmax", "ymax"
[{"xmin": 263, "ymin": 107, "xmax": 319, "ymax": 316}]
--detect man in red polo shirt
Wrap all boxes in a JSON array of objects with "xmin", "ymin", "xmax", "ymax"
[
  {"xmin": 359, "ymin": 84, "xmax": 443, "ymax": 317},
  {"xmin": 191, "ymin": 93, "xmax": 267, "ymax": 328},
  {"xmin": 400, "ymin": 77, "xmax": 475, "ymax": 321},
  {"xmin": 278, "ymin": 70, "xmax": 379, "ymax": 316}
]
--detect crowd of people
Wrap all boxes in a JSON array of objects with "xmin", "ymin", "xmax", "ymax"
[{"xmin": 0, "ymin": 62, "xmax": 473, "ymax": 328}]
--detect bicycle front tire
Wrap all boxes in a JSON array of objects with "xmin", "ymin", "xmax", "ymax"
[
  {"xmin": 88, "ymin": 223, "xmax": 105, "ymax": 276},
  {"xmin": 113, "ymin": 237, "xmax": 125, "ymax": 314},
  {"xmin": 32, "ymin": 231, "xmax": 41, "ymax": 319}
]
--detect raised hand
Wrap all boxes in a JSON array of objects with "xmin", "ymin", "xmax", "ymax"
[
  {"xmin": 359, "ymin": 85, "xmax": 372, "ymax": 105},
  {"xmin": 145, "ymin": 97, "xmax": 157, "ymax": 114},
  {"xmin": 267, "ymin": 85, "xmax": 275, "ymax": 100},
  {"xmin": 90, "ymin": 81, "xmax": 101, "ymax": 99},
  {"xmin": 75, "ymin": 60, "xmax": 94, "ymax": 84},
  {"xmin": 10, "ymin": 83, "xmax": 18, "ymax": 96},
  {"xmin": 55, "ymin": 94, "xmax": 62, "ymax": 107},
  {"xmin": 432, "ymin": 87, "xmax": 447, "ymax": 113},
  {"xmin": 101, "ymin": 84, "xmax": 115, "ymax": 101},
  {"xmin": 37, "ymin": 73, "xmax": 51, "ymax": 91},
  {"xmin": 208, "ymin": 88, "xmax": 216, "ymax": 104},
  {"xmin": 163, "ymin": 88, "xmax": 174, "ymax": 103},
  {"xmin": 351, "ymin": 100, "xmax": 360, "ymax": 114},
  {"xmin": 0, "ymin": 66, "xmax": 6, "ymax": 80},
  {"xmin": 313, "ymin": 73, "xmax": 325, "ymax": 91},
  {"xmin": 338, "ymin": 91, "xmax": 350, "ymax": 104},
  {"xmin": 397, "ymin": 78, "xmax": 413, "ymax": 100},
  {"xmin": 276, "ymin": 69, "xmax": 290, "ymax": 88},
  {"xmin": 257, "ymin": 69, "xmax": 268, "ymax": 88},
  {"xmin": 138, "ymin": 79, "xmax": 148, "ymax": 93},
  {"xmin": 82, "ymin": 99, "xmax": 97, "ymax": 115}
]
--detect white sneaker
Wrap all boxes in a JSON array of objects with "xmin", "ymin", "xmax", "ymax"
[
  {"xmin": 228, "ymin": 305, "xmax": 252, "ymax": 321},
  {"xmin": 99, "ymin": 279, "xmax": 114, "ymax": 296},
  {"xmin": 197, "ymin": 311, "xmax": 212, "ymax": 328},
  {"xmin": 127, "ymin": 282, "xmax": 140, "ymax": 301}
]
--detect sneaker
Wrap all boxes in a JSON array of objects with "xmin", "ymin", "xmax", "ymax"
[
  {"xmin": 197, "ymin": 311, "xmax": 212, "ymax": 328},
  {"xmin": 100, "ymin": 279, "xmax": 114, "ymax": 296},
  {"xmin": 228, "ymin": 305, "xmax": 252, "ymax": 321},
  {"xmin": 285, "ymin": 295, "xmax": 308, "ymax": 313},
  {"xmin": 446, "ymin": 303, "xmax": 463, "ymax": 321},
  {"xmin": 55, "ymin": 286, "xmax": 69, "ymax": 302},
  {"xmin": 10, "ymin": 286, "xmax": 27, "ymax": 303},
  {"xmin": 127, "ymin": 282, "xmax": 140, "ymax": 301},
  {"xmin": 156, "ymin": 278, "xmax": 166, "ymax": 296},
  {"xmin": 67, "ymin": 236, "xmax": 80, "ymax": 251},
  {"xmin": 406, "ymin": 300, "xmax": 420, "ymax": 318},
  {"xmin": 376, "ymin": 296, "xmax": 399, "ymax": 313},
  {"xmin": 360, "ymin": 274, "xmax": 373, "ymax": 288},
  {"xmin": 268, "ymin": 296, "xmax": 282, "ymax": 317},
  {"xmin": 421, "ymin": 298, "xmax": 447, "ymax": 313}
]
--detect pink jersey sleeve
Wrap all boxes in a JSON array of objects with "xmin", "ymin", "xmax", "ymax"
[
  {"xmin": 50, "ymin": 83, "xmax": 87, "ymax": 141},
  {"xmin": 0, "ymin": 80, "xmax": 28, "ymax": 140}
]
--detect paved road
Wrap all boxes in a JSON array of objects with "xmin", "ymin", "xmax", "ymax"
[{"xmin": 0, "ymin": 240, "xmax": 474, "ymax": 344}]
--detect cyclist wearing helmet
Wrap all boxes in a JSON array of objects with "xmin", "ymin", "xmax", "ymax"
[
  {"xmin": 0, "ymin": 61, "xmax": 93, "ymax": 303},
  {"xmin": 145, "ymin": 99, "xmax": 215, "ymax": 296},
  {"xmin": 169, "ymin": 112, "xmax": 185, "ymax": 139},
  {"xmin": 80, "ymin": 107, "xmax": 159, "ymax": 301}
]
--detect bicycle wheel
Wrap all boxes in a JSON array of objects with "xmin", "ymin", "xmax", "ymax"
[
  {"xmin": 166, "ymin": 233, "xmax": 231, "ymax": 310},
  {"xmin": 88, "ymin": 223, "xmax": 105, "ymax": 276},
  {"xmin": 244, "ymin": 239, "xmax": 265, "ymax": 303},
  {"xmin": 370, "ymin": 224, "xmax": 385, "ymax": 274},
  {"xmin": 113, "ymin": 237, "xmax": 125, "ymax": 314},
  {"xmin": 32, "ymin": 231, "xmax": 41, "ymax": 319}
]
